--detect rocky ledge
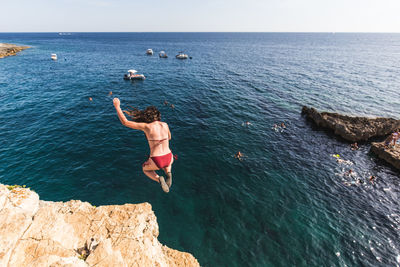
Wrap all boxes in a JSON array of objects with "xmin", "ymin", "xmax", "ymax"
[
  {"xmin": 0, "ymin": 184, "xmax": 199, "ymax": 267},
  {"xmin": 302, "ymin": 106, "xmax": 400, "ymax": 142},
  {"xmin": 0, "ymin": 43, "xmax": 30, "ymax": 58},
  {"xmin": 370, "ymin": 142, "xmax": 400, "ymax": 170}
]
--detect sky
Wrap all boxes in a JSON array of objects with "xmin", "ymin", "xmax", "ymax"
[{"xmin": 1, "ymin": 0, "xmax": 400, "ymax": 32}]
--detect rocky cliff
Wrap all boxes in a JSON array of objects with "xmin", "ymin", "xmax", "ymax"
[
  {"xmin": 0, "ymin": 184, "xmax": 200, "ymax": 267},
  {"xmin": 0, "ymin": 43, "xmax": 30, "ymax": 58},
  {"xmin": 370, "ymin": 142, "xmax": 400, "ymax": 170},
  {"xmin": 301, "ymin": 106, "xmax": 400, "ymax": 142}
]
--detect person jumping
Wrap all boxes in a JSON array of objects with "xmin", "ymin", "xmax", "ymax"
[{"xmin": 113, "ymin": 98, "xmax": 174, "ymax": 193}]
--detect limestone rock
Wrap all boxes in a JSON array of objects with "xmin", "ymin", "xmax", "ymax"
[
  {"xmin": 31, "ymin": 255, "xmax": 89, "ymax": 267},
  {"xmin": 302, "ymin": 106, "xmax": 400, "ymax": 142},
  {"xmin": 0, "ymin": 43, "xmax": 30, "ymax": 58},
  {"xmin": 0, "ymin": 185, "xmax": 39, "ymax": 266},
  {"xmin": 0, "ymin": 184, "xmax": 199, "ymax": 266},
  {"xmin": 370, "ymin": 142, "xmax": 400, "ymax": 170}
]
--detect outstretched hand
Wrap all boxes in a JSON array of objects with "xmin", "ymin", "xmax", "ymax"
[{"xmin": 113, "ymin": 98, "xmax": 120, "ymax": 108}]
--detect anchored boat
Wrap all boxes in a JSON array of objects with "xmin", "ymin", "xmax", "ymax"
[
  {"xmin": 175, "ymin": 52, "xmax": 188, "ymax": 59},
  {"xmin": 51, "ymin": 54, "xmax": 57, "ymax": 60},
  {"xmin": 159, "ymin": 51, "xmax": 168, "ymax": 58},
  {"xmin": 123, "ymin": 70, "xmax": 146, "ymax": 80},
  {"xmin": 146, "ymin": 49, "xmax": 153, "ymax": 55}
]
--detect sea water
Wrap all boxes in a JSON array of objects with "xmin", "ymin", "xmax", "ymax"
[{"xmin": 0, "ymin": 33, "xmax": 399, "ymax": 266}]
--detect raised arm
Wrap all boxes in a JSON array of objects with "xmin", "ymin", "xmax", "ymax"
[{"xmin": 113, "ymin": 98, "xmax": 147, "ymax": 131}]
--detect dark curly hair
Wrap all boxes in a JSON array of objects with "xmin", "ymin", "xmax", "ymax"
[{"xmin": 124, "ymin": 106, "xmax": 161, "ymax": 123}]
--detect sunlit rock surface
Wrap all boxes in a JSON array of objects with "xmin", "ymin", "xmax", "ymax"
[
  {"xmin": 0, "ymin": 43, "xmax": 30, "ymax": 58},
  {"xmin": 0, "ymin": 184, "xmax": 199, "ymax": 267}
]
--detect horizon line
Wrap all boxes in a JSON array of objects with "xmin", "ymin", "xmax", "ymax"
[{"xmin": 1, "ymin": 31, "xmax": 400, "ymax": 34}]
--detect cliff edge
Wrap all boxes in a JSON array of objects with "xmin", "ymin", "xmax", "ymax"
[
  {"xmin": 0, "ymin": 43, "xmax": 30, "ymax": 58},
  {"xmin": 0, "ymin": 184, "xmax": 200, "ymax": 267}
]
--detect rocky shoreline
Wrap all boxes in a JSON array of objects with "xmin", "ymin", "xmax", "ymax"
[
  {"xmin": 302, "ymin": 106, "xmax": 400, "ymax": 171},
  {"xmin": 302, "ymin": 106, "xmax": 400, "ymax": 142},
  {"xmin": 0, "ymin": 43, "xmax": 30, "ymax": 58},
  {"xmin": 371, "ymin": 142, "xmax": 400, "ymax": 170},
  {"xmin": 0, "ymin": 184, "xmax": 199, "ymax": 266}
]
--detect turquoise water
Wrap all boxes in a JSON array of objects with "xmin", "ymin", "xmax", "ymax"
[{"xmin": 1, "ymin": 33, "xmax": 400, "ymax": 266}]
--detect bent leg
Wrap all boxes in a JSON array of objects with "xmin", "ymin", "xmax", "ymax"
[
  {"xmin": 142, "ymin": 158, "xmax": 160, "ymax": 183},
  {"xmin": 143, "ymin": 158, "xmax": 169, "ymax": 193},
  {"xmin": 162, "ymin": 156, "xmax": 174, "ymax": 174},
  {"xmin": 163, "ymin": 156, "xmax": 174, "ymax": 188}
]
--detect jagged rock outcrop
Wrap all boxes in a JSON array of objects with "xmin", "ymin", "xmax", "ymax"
[
  {"xmin": 0, "ymin": 184, "xmax": 199, "ymax": 267},
  {"xmin": 370, "ymin": 142, "xmax": 400, "ymax": 170},
  {"xmin": 0, "ymin": 43, "xmax": 30, "ymax": 58},
  {"xmin": 302, "ymin": 106, "xmax": 400, "ymax": 142}
]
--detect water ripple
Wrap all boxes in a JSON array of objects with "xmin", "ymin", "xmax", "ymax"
[{"xmin": 1, "ymin": 33, "xmax": 400, "ymax": 266}]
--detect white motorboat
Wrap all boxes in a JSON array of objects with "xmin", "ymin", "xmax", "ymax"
[
  {"xmin": 159, "ymin": 51, "xmax": 168, "ymax": 58},
  {"xmin": 175, "ymin": 52, "xmax": 188, "ymax": 59},
  {"xmin": 51, "ymin": 53, "xmax": 57, "ymax": 60},
  {"xmin": 146, "ymin": 49, "xmax": 153, "ymax": 55},
  {"xmin": 123, "ymin": 70, "xmax": 146, "ymax": 80}
]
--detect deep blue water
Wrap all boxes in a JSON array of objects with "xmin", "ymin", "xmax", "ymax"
[{"xmin": 1, "ymin": 33, "xmax": 400, "ymax": 266}]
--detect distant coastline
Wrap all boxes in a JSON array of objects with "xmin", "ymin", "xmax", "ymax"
[{"xmin": 0, "ymin": 43, "xmax": 30, "ymax": 58}]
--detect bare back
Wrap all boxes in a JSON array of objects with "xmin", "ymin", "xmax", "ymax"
[{"xmin": 144, "ymin": 121, "xmax": 171, "ymax": 157}]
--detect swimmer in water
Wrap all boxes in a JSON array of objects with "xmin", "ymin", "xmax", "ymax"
[
  {"xmin": 109, "ymin": 91, "xmax": 113, "ymax": 96},
  {"xmin": 89, "ymin": 97, "xmax": 93, "ymax": 101},
  {"xmin": 344, "ymin": 169, "xmax": 354, "ymax": 177},
  {"xmin": 163, "ymin": 100, "xmax": 169, "ymax": 106},
  {"xmin": 235, "ymin": 151, "xmax": 243, "ymax": 161},
  {"xmin": 369, "ymin": 175, "xmax": 376, "ymax": 183},
  {"xmin": 272, "ymin": 124, "xmax": 279, "ymax": 131},
  {"xmin": 344, "ymin": 179, "xmax": 363, "ymax": 186},
  {"xmin": 336, "ymin": 158, "xmax": 353, "ymax": 165},
  {"xmin": 351, "ymin": 142, "xmax": 359, "ymax": 150},
  {"xmin": 170, "ymin": 104, "xmax": 175, "ymax": 109},
  {"xmin": 281, "ymin": 122, "xmax": 286, "ymax": 128},
  {"xmin": 113, "ymin": 98, "xmax": 173, "ymax": 193},
  {"xmin": 336, "ymin": 158, "xmax": 344, "ymax": 163}
]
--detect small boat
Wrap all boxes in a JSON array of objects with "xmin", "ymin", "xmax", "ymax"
[
  {"xmin": 159, "ymin": 51, "xmax": 168, "ymax": 58},
  {"xmin": 123, "ymin": 70, "xmax": 145, "ymax": 80},
  {"xmin": 51, "ymin": 53, "xmax": 57, "ymax": 60},
  {"xmin": 146, "ymin": 49, "xmax": 153, "ymax": 55},
  {"xmin": 175, "ymin": 52, "xmax": 188, "ymax": 59}
]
